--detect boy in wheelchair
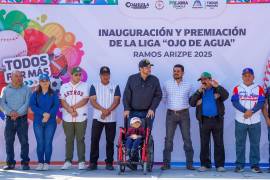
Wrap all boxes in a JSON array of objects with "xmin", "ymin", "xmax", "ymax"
[{"xmin": 125, "ymin": 117, "xmax": 145, "ymax": 159}]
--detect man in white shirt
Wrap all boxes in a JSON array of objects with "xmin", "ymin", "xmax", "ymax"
[
  {"xmin": 161, "ymin": 64, "xmax": 195, "ymax": 171},
  {"xmin": 60, "ymin": 67, "xmax": 90, "ymax": 170},
  {"xmin": 88, "ymin": 66, "xmax": 121, "ymax": 171},
  {"xmin": 231, "ymin": 68, "xmax": 265, "ymax": 173}
]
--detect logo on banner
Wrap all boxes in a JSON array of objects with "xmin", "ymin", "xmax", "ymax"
[
  {"xmin": 3, "ymin": 54, "xmax": 51, "ymax": 85},
  {"xmin": 125, "ymin": 2, "xmax": 149, "ymax": 9},
  {"xmin": 205, "ymin": 0, "xmax": 218, "ymax": 9},
  {"xmin": 155, "ymin": 0, "xmax": 165, "ymax": 10},
  {"xmin": 192, "ymin": 0, "xmax": 204, "ymax": 8},
  {"xmin": 169, "ymin": 1, "xmax": 188, "ymax": 9}
]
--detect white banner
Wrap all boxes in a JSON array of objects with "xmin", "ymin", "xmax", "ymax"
[{"xmin": 0, "ymin": 1, "xmax": 270, "ymax": 164}]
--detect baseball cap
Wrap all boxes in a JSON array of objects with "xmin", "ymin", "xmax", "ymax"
[
  {"xmin": 139, "ymin": 59, "xmax": 154, "ymax": 68},
  {"xmin": 242, "ymin": 68, "xmax": 254, "ymax": 75},
  {"xmin": 130, "ymin": 117, "xmax": 142, "ymax": 126},
  {"xmin": 71, "ymin": 66, "xmax": 82, "ymax": 75},
  {"xmin": 100, "ymin": 66, "xmax": 110, "ymax": 75},
  {"xmin": 198, "ymin": 72, "xmax": 212, "ymax": 81},
  {"xmin": 39, "ymin": 74, "xmax": 50, "ymax": 81}
]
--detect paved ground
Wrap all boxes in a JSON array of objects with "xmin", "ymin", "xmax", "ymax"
[{"xmin": 0, "ymin": 165, "xmax": 270, "ymax": 180}]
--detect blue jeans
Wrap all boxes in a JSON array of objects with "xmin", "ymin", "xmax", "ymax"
[
  {"xmin": 125, "ymin": 137, "xmax": 142, "ymax": 151},
  {"xmin": 235, "ymin": 121, "xmax": 261, "ymax": 168},
  {"xmin": 33, "ymin": 122, "xmax": 56, "ymax": 164},
  {"xmin": 4, "ymin": 115, "xmax": 30, "ymax": 165},
  {"xmin": 129, "ymin": 111, "xmax": 154, "ymax": 130}
]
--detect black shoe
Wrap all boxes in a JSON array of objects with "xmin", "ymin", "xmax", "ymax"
[
  {"xmin": 22, "ymin": 164, "xmax": 30, "ymax": 170},
  {"xmin": 105, "ymin": 163, "xmax": 114, "ymax": 170},
  {"xmin": 161, "ymin": 163, "xmax": 171, "ymax": 170},
  {"xmin": 186, "ymin": 165, "xmax": 196, "ymax": 170},
  {"xmin": 234, "ymin": 166, "xmax": 244, "ymax": 173},
  {"xmin": 3, "ymin": 164, "xmax": 15, "ymax": 170},
  {"xmin": 88, "ymin": 163, "xmax": 97, "ymax": 170},
  {"xmin": 251, "ymin": 166, "xmax": 262, "ymax": 173}
]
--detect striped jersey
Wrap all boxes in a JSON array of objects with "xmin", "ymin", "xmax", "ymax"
[{"xmin": 90, "ymin": 82, "xmax": 121, "ymax": 123}]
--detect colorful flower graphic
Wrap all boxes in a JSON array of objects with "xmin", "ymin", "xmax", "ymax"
[{"xmin": 0, "ymin": 9, "xmax": 87, "ymax": 122}]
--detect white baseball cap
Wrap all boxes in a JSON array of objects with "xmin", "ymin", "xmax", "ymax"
[{"xmin": 130, "ymin": 117, "xmax": 141, "ymax": 126}]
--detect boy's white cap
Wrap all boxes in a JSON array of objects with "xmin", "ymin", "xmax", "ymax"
[{"xmin": 130, "ymin": 117, "xmax": 141, "ymax": 125}]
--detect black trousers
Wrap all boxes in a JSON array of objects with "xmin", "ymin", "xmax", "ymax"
[
  {"xmin": 90, "ymin": 119, "xmax": 116, "ymax": 164},
  {"xmin": 199, "ymin": 116, "xmax": 225, "ymax": 168}
]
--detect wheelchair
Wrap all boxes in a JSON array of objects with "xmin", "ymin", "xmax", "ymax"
[{"xmin": 116, "ymin": 117, "xmax": 154, "ymax": 175}]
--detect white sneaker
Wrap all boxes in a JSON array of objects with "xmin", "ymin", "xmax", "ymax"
[
  {"xmin": 61, "ymin": 161, "xmax": 72, "ymax": 170},
  {"xmin": 216, "ymin": 167, "xmax": 226, "ymax": 172},
  {"xmin": 78, "ymin": 162, "xmax": 87, "ymax": 170},
  {"xmin": 43, "ymin": 163, "xmax": 49, "ymax": 171},
  {"xmin": 198, "ymin": 166, "xmax": 210, "ymax": 172},
  {"xmin": 36, "ymin": 163, "xmax": 43, "ymax": 171}
]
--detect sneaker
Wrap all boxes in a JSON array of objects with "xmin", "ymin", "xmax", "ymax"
[
  {"xmin": 61, "ymin": 161, "xmax": 72, "ymax": 170},
  {"xmin": 251, "ymin": 166, "xmax": 262, "ymax": 173},
  {"xmin": 43, "ymin": 163, "xmax": 49, "ymax": 171},
  {"xmin": 234, "ymin": 166, "xmax": 244, "ymax": 173},
  {"xmin": 3, "ymin": 164, "xmax": 15, "ymax": 170},
  {"xmin": 198, "ymin": 166, "xmax": 209, "ymax": 172},
  {"xmin": 216, "ymin": 167, "xmax": 226, "ymax": 172},
  {"xmin": 105, "ymin": 163, "xmax": 114, "ymax": 170},
  {"xmin": 88, "ymin": 163, "xmax": 97, "ymax": 170},
  {"xmin": 161, "ymin": 163, "xmax": 171, "ymax": 170},
  {"xmin": 36, "ymin": 163, "xmax": 43, "ymax": 171},
  {"xmin": 22, "ymin": 164, "xmax": 30, "ymax": 170},
  {"xmin": 186, "ymin": 165, "xmax": 196, "ymax": 170},
  {"xmin": 78, "ymin": 162, "xmax": 87, "ymax": 170}
]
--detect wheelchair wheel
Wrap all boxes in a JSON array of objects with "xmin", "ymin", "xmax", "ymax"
[
  {"xmin": 147, "ymin": 135, "xmax": 154, "ymax": 172},
  {"xmin": 143, "ymin": 162, "xmax": 147, "ymax": 175}
]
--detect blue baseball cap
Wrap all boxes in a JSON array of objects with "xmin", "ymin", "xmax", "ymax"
[
  {"xmin": 242, "ymin": 68, "xmax": 254, "ymax": 75},
  {"xmin": 39, "ymin": 74, "xmax": 50, "ymax": 81}
]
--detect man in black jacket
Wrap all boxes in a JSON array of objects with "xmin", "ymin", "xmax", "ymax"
[
  {"xmin": 123, "ymin": 59, "xmax": 162, "ymax": 130},
  {"xmin": 189, "ymin": 72, "xmax": 229, "ymax": 172}
]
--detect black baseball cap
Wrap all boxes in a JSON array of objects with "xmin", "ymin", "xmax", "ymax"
[
  {"xmin": 100, "ymin": 66, "xmax": 110, "ymax": 75},
  {"xmin": 139, "ymin": 59, "xmax": 154, "ymax": 68}
]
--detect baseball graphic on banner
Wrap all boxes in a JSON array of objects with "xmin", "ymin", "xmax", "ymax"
[{"xmin": 0, "ymin": 30, "xmax": 27, "ymax": 69}]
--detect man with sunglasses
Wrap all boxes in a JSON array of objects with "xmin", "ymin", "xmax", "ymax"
[
  {"xmin": 161, "ymin": 64, "xmax": 195, "ymax": 171},
  {"xmin": 60, "ymin": 67, "xmax": 90, "ymax": 170},
  {"xmin": 189, "ymin": 72, "xmax": 229, "ymax": 172}
]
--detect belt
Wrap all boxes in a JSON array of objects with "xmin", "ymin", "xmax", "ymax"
[
  {"xmin": 202, "ymin": 115, "xmax": 219, "ymax": 119},
  {"xmin": 168, "ymin": 109, "xmax": 188, "ymax": 114},
  {"xmin": 7, "ymin": 114, "xmax": 27, "ymax": 120}
]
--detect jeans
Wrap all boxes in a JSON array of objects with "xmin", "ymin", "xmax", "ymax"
[
  {"xmin": 125, "ymin": 137, "xmax": 142, "ymax": 151},
  {"xmin": 33, "ymin": 122, "xmax": 56, "ymax": 164},
  {"xmin": 90, "ymin": 119, "xmax": 116, "ymax": 164},
  {"xmin": 129, "ymin": 111, "xmax": 154, "ymax": 130},
  {"xmin": 235, "ymin": 120, "xmax": 261, "ymax": 168},
  {"xmin": 4, "ymin": 115, "xmax": 30, "ymax": 165},
  {"xmin": 163, "ymin": 109, "xmax": 194, "ymax": 166}
]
